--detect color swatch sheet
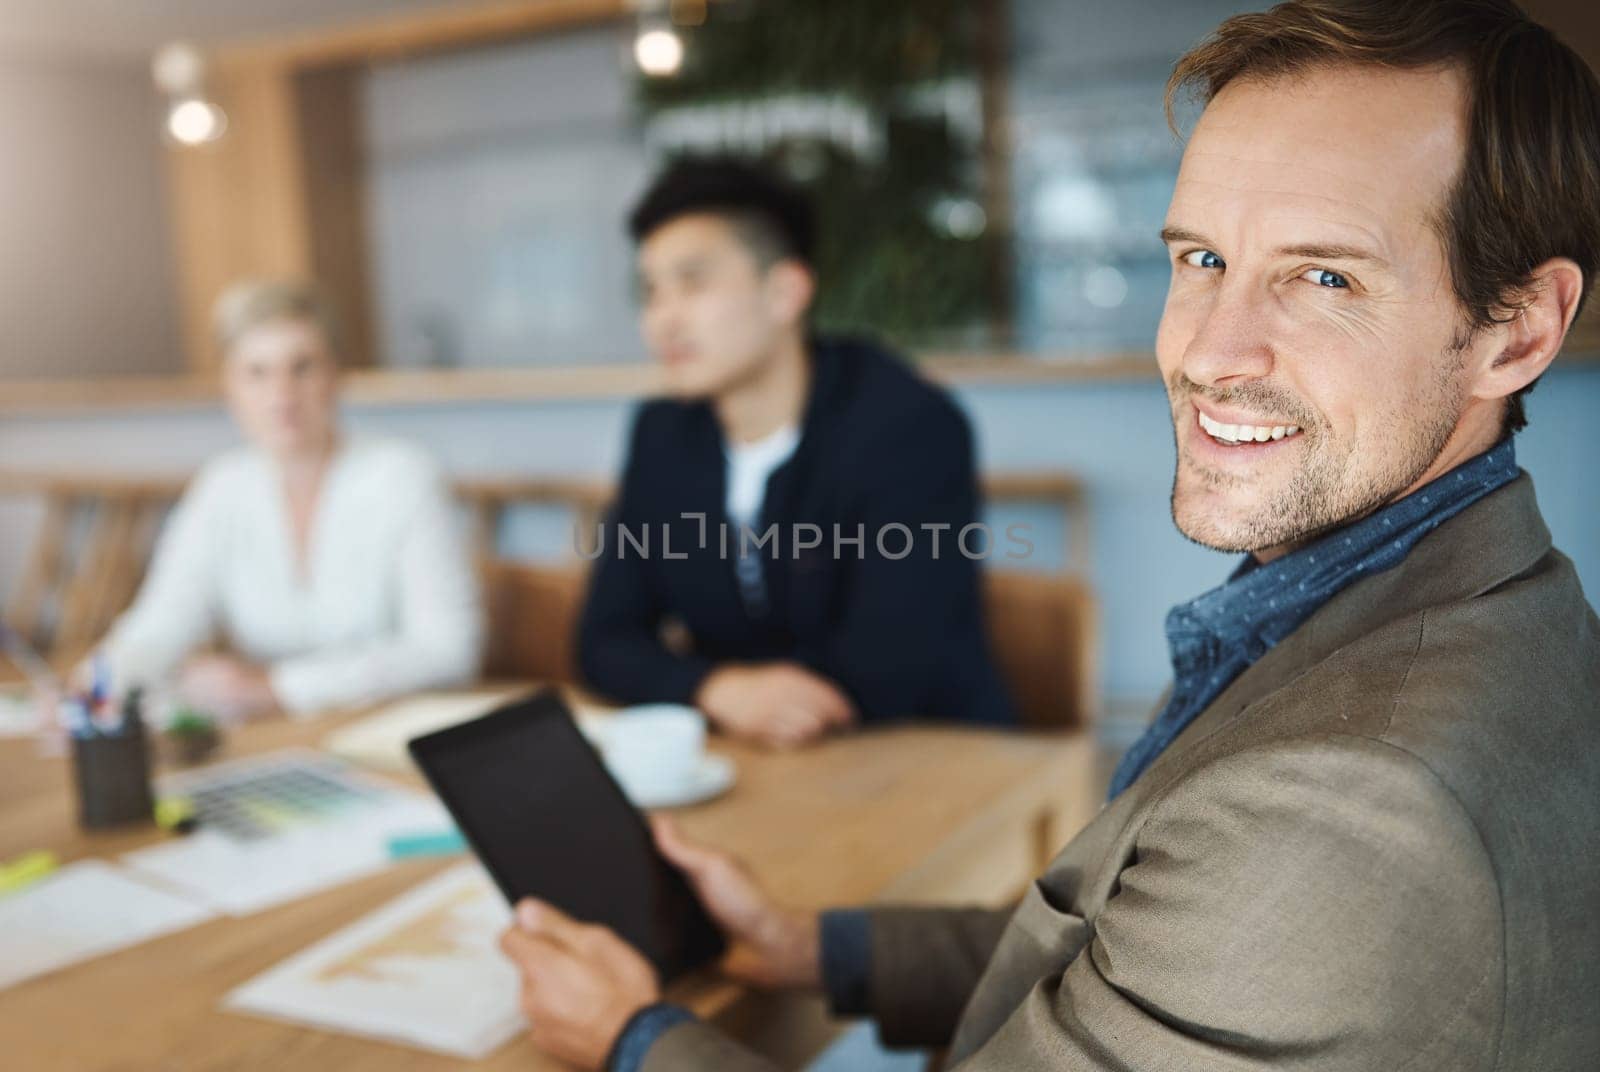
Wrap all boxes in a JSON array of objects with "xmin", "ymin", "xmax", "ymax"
[
  {"xmin": 121, "ymin": 749, "xmax": 449, "ymax": 916},
  {"xmin": 224, "ymin": 862, "xmax": 522, "ymax": 1058}
]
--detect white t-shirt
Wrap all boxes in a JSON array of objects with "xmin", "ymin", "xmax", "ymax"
[
  {"xmin": 102, "ymin": 437, "xmax": 483, "ymax": 717},
  {"xmin": 724, "ymin": 423, "xmax": 801, "ymax": 530}
]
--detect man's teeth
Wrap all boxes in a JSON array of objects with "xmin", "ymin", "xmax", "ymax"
[{"xmin": 1197, "ymin": 411, "xmax": 1302, "ymax": 445}]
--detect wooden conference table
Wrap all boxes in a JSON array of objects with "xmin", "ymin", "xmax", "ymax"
[{"xmin": 0, "ymin": 690, "xmax": 1098, "ymax": 1071}]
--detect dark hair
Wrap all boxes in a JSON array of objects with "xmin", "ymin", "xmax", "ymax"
[
  {"xmin": 627, "ymin": 155, "xmax": 817, "ymax": 268},
  {"xmin": 1168, "ymin": 0, "xmax": 1600, "ymax": 434}
]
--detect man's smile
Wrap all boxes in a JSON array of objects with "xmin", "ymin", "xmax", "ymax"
[
  {"xmin": 1196, "ymin": 408, "xmax": 1303, "ymax": 445},
  {"xmin": 1183, "ymin": 403, "xmax": 1307, "ymax": 470}
]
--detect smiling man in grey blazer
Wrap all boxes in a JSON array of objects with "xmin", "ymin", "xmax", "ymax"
[{"xmin": 497, "ymin": 2, "xmax": 1600, "ymax": 1069}]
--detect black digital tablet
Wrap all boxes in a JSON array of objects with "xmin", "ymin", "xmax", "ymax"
[{"xmin": 406, "ymin": 689, "xmax": 726, "ymax": 981}]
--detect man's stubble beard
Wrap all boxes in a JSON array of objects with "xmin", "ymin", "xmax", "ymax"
[{"xmin": 1168, "ymin": 345, "xmax": 1467, "ymax": 555}]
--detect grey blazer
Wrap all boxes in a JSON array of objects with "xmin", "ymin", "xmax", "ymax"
[{"xmin": 644, "ymin": 474, "xmax": 1600, "ymax": 1071}]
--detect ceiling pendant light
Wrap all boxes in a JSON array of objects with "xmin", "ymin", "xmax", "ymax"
[{"xmin": 152, "ymin": 41, "xmax": 228, "ymax": 147}]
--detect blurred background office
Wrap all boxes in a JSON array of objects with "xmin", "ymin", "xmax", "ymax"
[{"xmin": 0, "ymin": 0, "xmax": 1595, "ymax": 752}]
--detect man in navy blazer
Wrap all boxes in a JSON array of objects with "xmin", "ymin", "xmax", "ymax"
[{"xmin": 577, "ymin": 157, "xmax": 1015, "ymax": 747}]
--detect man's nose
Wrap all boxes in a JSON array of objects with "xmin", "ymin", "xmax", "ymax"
[
  {"xmin": 643, "ymin": 295, "xmax": 681, "ymax": 338},
  {"xmin": 1180, "ymin": 283, "xmax": 1274, "ymax": 389},
  {"xmin": 264, "ymin": 377, "xmax": 297, "ymax": 403}
]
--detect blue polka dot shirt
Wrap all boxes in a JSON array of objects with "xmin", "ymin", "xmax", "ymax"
[{"xmin": 1106, "ymin": 438, "xmax": 1520, "ymax": 802}]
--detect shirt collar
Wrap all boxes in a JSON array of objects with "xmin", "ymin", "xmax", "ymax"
[{"xmin": 1166, "ymin": 438, "xmax": 1521, "ymax": 667}]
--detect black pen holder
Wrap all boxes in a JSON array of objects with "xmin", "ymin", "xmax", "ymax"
[{"xmin": 72, "ymin": 726, "xmax": 155, "ymax": 830}]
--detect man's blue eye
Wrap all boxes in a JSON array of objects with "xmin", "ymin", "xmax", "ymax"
[
  {"xmin": 1182, "ymin": 250, "xmax": 1224, "ymax": 270},
  {"xmin": 1302, "ymin": 268, "xmax": 1349, "ymax": 288}
]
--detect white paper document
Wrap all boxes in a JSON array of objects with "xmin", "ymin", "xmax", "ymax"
[
  {"xmin": 0, "ymin": 859, "xmax": 215, "ymax": 991},
  {"xmin": 120, "ymin": 749, "xmax": 452, "ymax": 916},
  {"xmin": 0, "ymin": 686, "xmax": 41, "ymax": 737},
  {"xmin": 224, "ymin": 862, "xmax": 523, "ymax": 1059},
  {"xmin": 322, "ymin": 688, "xmax": 524, "ymax": 771}
]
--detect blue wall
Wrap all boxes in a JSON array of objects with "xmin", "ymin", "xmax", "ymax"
[
  {"xmin": 961, "ymin": 364, "xmax": 1600, "ymax": 713},
  {"xmin": 2, "ymin": 364, "xmax": 1595, "ymax": 722}
]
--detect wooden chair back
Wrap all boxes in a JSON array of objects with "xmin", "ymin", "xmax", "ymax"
[
  {"xmin": 0, "ymin": 473, "xmax": 611, "ymax": 666},
  {"xmin": 982, "ymin": 570, "xmax": 1099, "ymax": 731},
  {"xmin": 479, "ymin": 559, "xmax": 588, "ymax": 683},
  {"xmin": 0, "ymin": 472, "xmax": 185, "ymax": 664},
  {"xmin": 453, "ymin": 478, "xmax": 610, "ymax": 562},
  {"xmin": 2, "ymin": 469, "xmax": 1100, "ymax": 729},
  {"xmin": 476, "ymin": 560, "xmax": 1100, "ymax": 730}
]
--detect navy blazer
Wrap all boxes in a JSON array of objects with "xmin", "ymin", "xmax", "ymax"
[{"xmin": 576, "ymin": 337, "xmax": 1016, "ymax": 726}]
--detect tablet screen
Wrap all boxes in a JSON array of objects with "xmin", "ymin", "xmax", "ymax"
[{"xmin": 407, "ymin": 690, "xmax": 725, "ymax": 981}]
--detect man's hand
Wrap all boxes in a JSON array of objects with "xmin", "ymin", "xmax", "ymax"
[
  {"xmin": 498, "ymin": 899, "xmax": 661, "ymax": 1070},
  {"xmin": 694, "ymin": 662, "xmax": 856, "ymax": 749},
  {"xmin": 653, "ymin": 816, "xmax": 821, "ymax": 990},
  {"xmin": 176, "ymin": 655, "xmax": 280, "ymax": 723}
]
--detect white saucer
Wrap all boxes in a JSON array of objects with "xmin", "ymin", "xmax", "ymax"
[{"xmin": 613, "ymin": 754, "xmax": 737, "ymax": 809}]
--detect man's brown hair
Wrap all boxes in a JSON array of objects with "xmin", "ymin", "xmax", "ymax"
[{"xmin": 1167, "ymin": 0, "xmax": 1600, "ymax": 433}]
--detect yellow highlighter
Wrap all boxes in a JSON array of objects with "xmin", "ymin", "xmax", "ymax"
[
  {"xmin": 154, "ymin": 796, "xmax": 199, "ymax": 835},
  {"xmin": 0, "ymin": 849, "xmax": 59, "ymax": 895}
]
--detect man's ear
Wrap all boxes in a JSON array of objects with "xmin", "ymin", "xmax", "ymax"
[
  {"xmin": 765, "ymin": 260, "xmax": 816, "ymax": 327},
  {"xmin": 1471, "ymin": 256, "xmax": 1585, "ymax": 403}
]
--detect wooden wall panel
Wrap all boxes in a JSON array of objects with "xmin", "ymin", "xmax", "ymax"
[
  {"xmin": 163, "ymin": 58, "xmax": 314, "ymax": 373},
  {"xmin": 294, "ymin": 66, "xmax": 377, "ymax": 368},
  {"xmin": 160, "ymin": 1, "xmax": 631, "ymax": 375}
]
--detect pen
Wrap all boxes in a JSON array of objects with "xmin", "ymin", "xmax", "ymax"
[
  {"xmin": 61, "ymin": 697, "xmax": 92, "ymax": 738},
  {"xmin": 154, "ymin": 796, "xmax": 199, "ymax": 835}
]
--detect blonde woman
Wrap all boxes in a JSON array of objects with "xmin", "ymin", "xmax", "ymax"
[{"xmin": 95, "ymin": 280, "xmax": 482, "ymax": 720}]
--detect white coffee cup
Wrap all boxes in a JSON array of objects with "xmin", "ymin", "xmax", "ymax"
[{"xmin": 600, "ymin": 705, "xmax": 706, "ymax": 804}]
